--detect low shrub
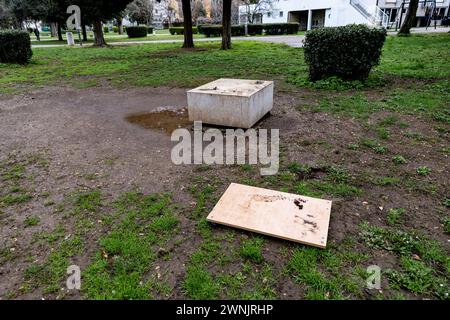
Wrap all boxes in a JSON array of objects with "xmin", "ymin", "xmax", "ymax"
[
  {"xmin": 231, "ymin": 25, "xmax": 245, "ymax": 36},
  {"xmin": 0, "ymin": 30, "xmax": 33, "ymax": 64},
  {"xmin": 169, "ymin": 26, "xmax": 198, "ymax": 35},
  {"xmin": 126, "ymin": 26, "xmax": 148, "ymax": 38},
  {"xmin": 113, "ymin": 26, "xmax": 118, "ymax": 33},
  {"xmin": 304, "ymin": 24, "xmax": 387, "ymax": 81},
  {"xmin": 147, "ymin": 26, "xmax": 154, "ymax": 34},
  {"xmin": 264, "ymin": 23, "xmax": 299, "ymax": 35},
  {"xmin": 198, "ymin": 25, "xmax": 222, "ymax": 37},
  {"xmin": 247, "ymin": 24, "xmax": 263, "ymax": 35},
  {"xmin": 103, "ymin": 26, "xmax": 109, "ymax": 33},
  {"xmin": 198, "ymin": 23, "xmax": 296, "ymax": 37},
  {"xmin": 198, "ymin": 25, "xmax": 244, "ymax": 37}
]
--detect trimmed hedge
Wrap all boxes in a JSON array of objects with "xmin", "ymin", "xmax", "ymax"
[
  {"xmin": 103, "ymin": 26, "xmax": 109, "ymax": 33},
  {"xmin": 232, "ymin": 26, "xmax": 245, "ymax": 36},
  {"xmin": 247, "ymin": 24, "xmax": 263, "ymax": 35},
  {"xmin": 198, "ymin": 25, "xmax": 222, "ymax": 37},
  {"xmin": 113, "ymin": 26, "xmax": 118, "ymax": 33},
  {"xmin": 304, "ymin": 24, "xmax": 387, "ymax": 81},
  {"xmin": 0, "ymin": 30, "xmax": 33, "ymax": 64},
  {"xmin": 199, "ymin": 25, "xmax": 250, "ymax": 37},
  {"xmin": 198, "ymin": 23, "xmax": 296, "ymax": 37},
  {"xmin": 169, "ymin": 27, "xmax": 198, "ymax": 35},
  {"xmin": 126, "ymin": 26, "xmax": 148, "ymax": 38},
  {"xmin": 264, "ymin": 23, "xmax": 299, "ymax": 35},
  {"xmin": 147, "ymin": 27, "xmax": 154, "ymax": 34}
]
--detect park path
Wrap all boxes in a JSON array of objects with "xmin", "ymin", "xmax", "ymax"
[
  {"xmin": 32, "ymin": 35, "xmax": 305, "ymax": 49},
  {"xmin": 31, "ymin": 26, "xmax": 449, "ymax": 49}
]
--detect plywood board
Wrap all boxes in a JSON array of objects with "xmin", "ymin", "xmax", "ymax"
[{"xmin": 206, "ymin": 183, "xmax": 332, "ymax": 248}]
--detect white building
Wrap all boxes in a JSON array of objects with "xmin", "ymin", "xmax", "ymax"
[{"xmin": 240, "ymin": 0, "xmax": 450, "ymax": 30}]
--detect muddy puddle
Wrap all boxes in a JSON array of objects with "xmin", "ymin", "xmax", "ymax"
[{"xmin": 125, "ymin": 107, "xmax": 192, "ymax": 135}]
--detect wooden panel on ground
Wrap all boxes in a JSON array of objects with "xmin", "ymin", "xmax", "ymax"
[{"xmin": 206, "ymin": 183, "xmax": 332, "ymax": 248}]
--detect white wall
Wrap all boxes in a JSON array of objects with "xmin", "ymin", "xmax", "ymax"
[{"xmin": 241, "ymin": 0, "xmax": 379, "ymax": 26}]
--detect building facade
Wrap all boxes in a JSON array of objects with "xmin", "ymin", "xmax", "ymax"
[{"xmin": 241, "ymin": 0, "xmax": 450, "ymax": 30}]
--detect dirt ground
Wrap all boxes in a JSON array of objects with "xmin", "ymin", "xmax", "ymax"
[{"xmin": 0, "ymin": 85, "xmax": 448, "ymax": 299}]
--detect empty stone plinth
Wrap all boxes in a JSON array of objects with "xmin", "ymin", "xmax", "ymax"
[{"xmin": 187, "ymin": 78, "xmax": 274, "ymax": 128}]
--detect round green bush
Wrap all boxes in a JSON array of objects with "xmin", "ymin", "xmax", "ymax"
[
  {"xmin": 304, "ymin": 24, "xmax": 387, "ymax": 81},
  {"xmin": 0, "ymin": 30, "xmax": 33, "ymax": 64},
  {"xmin": 126, "ymin": 26, "xmax": 148, "ymax": 38}
]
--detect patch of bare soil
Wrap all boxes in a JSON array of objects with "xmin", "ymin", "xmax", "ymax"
[
  {"xmin": 0, "ymin": 85, "xmax": 448, "ymax": 300},
  {"xmin": 0, "ymin": 86, "xmax": 195, "ymax": 299}
]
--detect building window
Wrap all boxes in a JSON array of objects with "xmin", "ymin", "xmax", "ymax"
[
  {"xmin": 280, "ymin": 11, "xmax": 284, "ymax": 17},
  {"xmin": 267, "ymin": 12, "xmax": 271, "ymax": 17}
]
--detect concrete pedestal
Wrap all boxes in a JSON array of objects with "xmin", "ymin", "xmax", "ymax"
[{"xmin": 187, "ymin": 78, "xmax": 274, "ymax": 128}]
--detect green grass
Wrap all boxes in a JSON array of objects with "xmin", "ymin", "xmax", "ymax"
[
  {"xmin": 443, "ymin": 216, "xmax": 450, "ymax": 234},
  {"xmin": 23, "ymin": 236, "xmax": 84, "ymax": 294},
  {"xmin": 379, "ymin": 115, "xmax": 399, "ymax": 126},
  {"xmin": 188, "ymin": 179, "xmax": 217, "ymax": 218},
  {"xmin": 444, "ymin": 198, "xmax": 450, "ymax": 208},
  {"xmin": 2, "ymin": 33, "xmax": 449, "ymax": 97},
  {"xmin": 292, "ymin": 165, "xmax": 362, "ymax": 198},
  {"xmin": 377, "ymin": 127, "xmax": 390, "ymax": 140},
  {"xmin": 416, "ymin": 166, "xmax": 431, "ymax": 176},
  {"xmin": 392, "ymin": 155, "xmax": 407, "ymax": 165},
  {"xmin": 387, "ymin": 208, "xmax": 406, "ymax": 225},
  {"xmin": 404, "ymin": 131, "xmax": 425, "ymax": 141},
  {"xmin": 287, "ymin": 246, "xmax": 366, "ymax": 300},
  {"xmin": 0, "ymin": 41, "xmax": 304, "ymax": 93},
  {"xmin": 30, "ymin": 30, "xmax": 306, "ymax": 46},
  {"xmin": 2, "ymin": 33, "xmax": 449, "ymax": 301},
  {"xmin": 72, "ymin": 189, "xmax": 102, "ymax": 212},
  {"xmin": 1, "ymin": 164, "xmax": 26, "ymax": 181},
  {"xmin": 374, "ymin": 176, "xmax": 401, "ymax": 186},
  {"xmin": 24, "ymin": 216, "xmax": 40, "ymax": 227},
  {"xmin": 183, "ymin": 177, "xmax": 279, "ymax": 300},
  {"xmin": 387, "ymin": 257, "xmax": 448, "ymax": 299},
  {"xmin": 31, "ymin": 33, "xmax": 206, "ymax": 46},
  {"xmin": 360, "ymin": 222, "xmax": 449, "ymax": 299},
  {"xmin": 82, "ymin": 192, "xmax": 176, "ymax": 299},
  {"xmin": 347, "ymin": 143, "xmax": 359, "ymax": 150},
  {"xmin": 183, "ymin": 265, "xmax": 220, "ymax": 300},
  {"xmin": 377, "ymin": 33, "xmax": 450, "ymax": 78},
  {"xmin": 240, "ymin": 238, "xmax": 264, "ymax": 263},
  {"xmin": 0, "ymin": 194, "xmax": 32, "ymax": 206},
  {"xmin": 311, "ymin": 80, "xmax": 450, "ymax": 123}
]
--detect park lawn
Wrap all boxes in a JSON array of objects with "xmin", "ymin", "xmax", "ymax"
[
  {"xmin": 3, "ymin": 33, "xmax": 449, "ymax": 124},
  {"xmin": 4, "ymin": 33, "xmax": 450, "ymax": 90},
  {"xmin": 30, "ymin": 33, "xmax": 207, "ymax": 46},
  {"xmin": 0, "ymin": 33, "xmax": 449, "ymax": 300},
  {"xmin": 29, "ymin": 30, "xmax": 307, "ymax": 46}
]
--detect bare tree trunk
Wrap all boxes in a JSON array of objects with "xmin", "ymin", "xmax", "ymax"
[
  {"xmin": 399, "ymin": 0, "xmax": 419, "ymax": 35},
  {"xmin": 82, "ymin": 25, "xmax": 87, "ymax": 41},
  {"xmin": 182, "ymin": 0, "xmax": 194, "ymax": 48},
  {"xmin": 117, "ymin": 16, "xmax": 124, "ymax": 35},
  {"xmin": 221, "ymin": 0, "xmax": 232, "ymax": 50},
  {"xmin": 57, "ymin": 22, "xmax": 63, "ymax": 41},
  {"xmin": 50, "ymin": 22, "xmax": 57, "ymax": 37},
  {"xmin": 93, "ymin": 19, "xmax": 107, "ymax": 47}
]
